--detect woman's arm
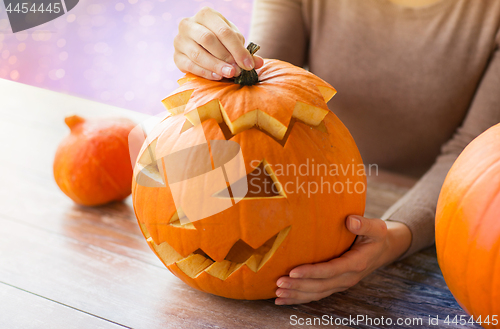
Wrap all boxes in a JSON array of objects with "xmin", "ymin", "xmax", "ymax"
[
  {"xmin": 275, "ymin": 27, "xmax": 500, "ymax": 305},
  {"xmin": 382, "ymin": 28, "xmax": 500, "ymax": 258},
  {"xmin": 249, "ymin": 0, "xmax": 308, "ymax": 67}
]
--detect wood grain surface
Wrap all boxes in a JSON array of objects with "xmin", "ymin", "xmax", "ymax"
[{"xmin": 0, "ymin": 79, "xmax": 477, "ymax": 329}]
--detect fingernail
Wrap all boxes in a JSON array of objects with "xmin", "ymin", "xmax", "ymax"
[
  {"xmin": 276, "ymin": 290, "xmax": 288, "ymax": 298},
  {"xmin": 290, "ymin": 272, "xmax": 302, "ymax": 278},
  {"xmin": 275, "ymin": 299, "xmax": 285, "ymax": 305},
  {"xmin": 232, "ymin": 64, "xmax": 241, "ymax": 76},
  {"xmin": 211, "ymin": 72, "xmax": 222, "ymax": 79},
  {"xmin": 221, "ymin": 66, "xmax": 232, "ymax": 77},
  {"xmin": 243, "ymin": 57, "xmax": 254, "ymax": 70},
  {"xmin": 278, "ymin": 281, "xmax": 291, "ymax": 289},
  {"xmin": 350, "ymin": 216, "xmax": 361, "ymax": 230}
]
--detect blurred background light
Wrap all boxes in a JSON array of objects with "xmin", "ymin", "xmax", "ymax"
[{"xmin": 0, "ymin": 0, "xmax": 254, "ymax": 114}]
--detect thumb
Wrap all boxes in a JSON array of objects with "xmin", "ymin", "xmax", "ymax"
[
  {"xmin": 253, "ymin": 55, "xmax": 265, "ymax": 69},
  {"xmin": 346, "ymin": 215, "xmax": 387, "ymax": 238}
]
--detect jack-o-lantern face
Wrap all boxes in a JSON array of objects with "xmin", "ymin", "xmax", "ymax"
[{"xmin": 132, "ymin": 59, "xmax": 366, "ymax": 300}]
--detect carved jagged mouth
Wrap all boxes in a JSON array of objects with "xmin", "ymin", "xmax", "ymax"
[{"xmin": 141, "ymin": 223, "xmax": 291, "ymax": 280}]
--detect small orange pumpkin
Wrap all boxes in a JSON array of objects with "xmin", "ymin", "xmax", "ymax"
[
  {"xmin": 132, "ymin": 45, "xmax": 366, "ymax": 299},
  {"xmin": 436, "ymin": 123, "xmax": 500, "ymax": 327},
  {"xmin": 54, "ymin": 115, "xmax": 135, "ymax": 206}
]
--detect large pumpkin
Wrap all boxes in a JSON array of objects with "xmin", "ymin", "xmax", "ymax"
[
  {"xmin": 436, "ymin": 123, "xmax": 500, "ymax": 327},
  {"xmin": 132, "ymin": 48, "xmax": 366, "ymax": 299}
]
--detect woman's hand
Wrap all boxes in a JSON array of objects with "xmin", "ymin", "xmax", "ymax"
[
  {"xmin": 275, "ymin": 215, "xmax": 412, "ymax": 305},
  {"xmin": 174, "ymin": 7, "xmax": 264, "ymax": 80}
]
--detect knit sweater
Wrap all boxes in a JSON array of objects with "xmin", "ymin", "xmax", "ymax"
[{"xmin": 249, "ymin": 0, "xmax": 500, "ymax": 257}]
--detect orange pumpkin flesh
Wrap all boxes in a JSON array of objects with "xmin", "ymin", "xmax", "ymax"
[
  {"xmin": 436, "ymin": 123, "xmax": 500, "ymax": 327},
  {"xmin": 54, "ymin": 115, "xmax": 135, "ymax": 206},
  {"xmin": 132, "ymin": 58, "xmax": 366, "ymax": 300}
]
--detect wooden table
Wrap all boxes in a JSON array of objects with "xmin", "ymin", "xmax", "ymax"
[{"xmin": 0, "ymin": 79, "xmax": 475, "ymax": 329}]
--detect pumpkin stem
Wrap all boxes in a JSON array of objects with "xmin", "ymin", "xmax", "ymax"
[
  {"xmin": 234, "ymin": 42, "xmax": 260, "ymax": 86},
  {"xmin": 65, "ymin": 115, "xmax": 85, "ymax": 130}
]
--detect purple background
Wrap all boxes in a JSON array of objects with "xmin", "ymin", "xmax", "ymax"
[{"xmin": 0, "ymin": 0, "xmax": 254, "ymax": 114}]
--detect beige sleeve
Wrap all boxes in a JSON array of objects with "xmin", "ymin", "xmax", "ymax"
[
  {"xmin": 383, "ymin": 30, "xmax": 500, "ymax": 258},
  {"xmin": 249, "ymin": 0, "xmax": 308, "ymax": 67}
]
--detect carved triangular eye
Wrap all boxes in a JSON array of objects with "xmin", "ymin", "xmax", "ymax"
[
  {"xmin": 214, "ymin": 160, "xmax": 286, "ymax": 199},
  {"xmin": 169, "ymin": 207, "xmax": 196, "ymax": 230}
]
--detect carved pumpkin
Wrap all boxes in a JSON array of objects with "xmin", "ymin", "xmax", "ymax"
[
  {"xmin": 436, "ymin": 123, "xmax": 500, "ymax": 327},
  {"xmin": 132, "ymin": 47, "xmax": 366, "ymax": 299},
  {"xmin": 54, "ymin": 115, "xmax": 135, "ymax": 206}
]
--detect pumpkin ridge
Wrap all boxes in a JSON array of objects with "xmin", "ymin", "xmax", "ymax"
[
  {"xmin": 285, "ymin": 120, "xmax": 345, "ymax": 257},
  {"xmin": 266, "ymin": 78, "xmax": 328, "ymax": 109},
  {"xmin": 439, "ymin": 158, "xmax": 500, "ymax": 252},
  {"xmin": 482, "ymin": 191, "xmax": 500, "ymax": 317},
  {"xmin": 285, "ymin": 121, "xmax": 332, "ymax": 166},
  {"xmin": 490, "ymin": 231, "xmax": 500, "ymax": 316},
  {"xmin": 86, "ymin": 154, "xmax": 123, "ymax": 197},
  {"xmin": 463, "ymin": 171, "xmax": 500, "ymax": 317},
  {"xmin": 437, "ymin": 153, "xmax": 500, "ymax": 259},
  {"xmin": 439, "ymin": 161, "xmax": 500, "ymax": 311}
]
